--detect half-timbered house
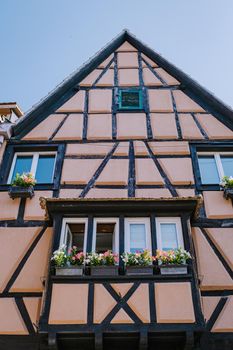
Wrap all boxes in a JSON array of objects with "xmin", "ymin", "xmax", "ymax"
[{"xmin": 0, "ymin": 30, "xmax": 233, "ymax": 350}]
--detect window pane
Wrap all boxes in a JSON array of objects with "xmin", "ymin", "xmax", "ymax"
[
  {"xmin": 95, "ymin": 223, "xmax": 115, "ymax": 253},
  {"xmin": 11, "ymin": 156, "xmax": 33, "ymax": 181},
  {"xmin": 68, "ymin": 223, "xmax": 85, "ymax": 252},
  {"xmin": 130, "ymin": 223, "xmax": 146, "ymax": 253},
  {"xmin": 66, "ymin": 226, "xmax": 72, "ymax": 251},
  {"xmin": 35, "ymin": 155, "xmax": 55, "ymax": 183},
  {"xmin": 221, "ymin": 156, "xmax": 233, "ymax": 177},
  {"xmin": 121, "ymin": 91, "xmax": 140, "ymax": 108},
  {"xmin": 198, "ymin": 156, "xmax": 220, "ymax": 184},
  {"xmin": 160, "ymin": 223, "xmax": 178, "ymax": 251}
]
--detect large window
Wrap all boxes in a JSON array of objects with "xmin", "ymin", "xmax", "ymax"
[
  {"xmin": 125, "ymin": 218, "xmax": 151, "ymax": 253},
  {"xmin": 59, "ymin": 216, "xmax": 185, "ymax": 255},
  {"xmin": 156, "ymin": 217, "xmax": 184, "ymax": 251},
  {"xmin": 198, "ymin": 152, "xmax": 233, "ymax": 185},
  {"xmin": 8, "ymin": 152, "xmax": 56, "ymax": 184},
  {"xmin": 118, "ymin": 89, "xmax": 143, "ymax": 110}
]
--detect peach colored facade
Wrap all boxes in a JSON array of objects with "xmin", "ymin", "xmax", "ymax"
[{"xmin": 1, "ymin": 32, "xmax": 233, "ymax": 350}]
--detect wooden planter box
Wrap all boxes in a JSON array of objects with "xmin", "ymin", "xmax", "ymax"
[
  {"xmin": 55, "ymin": 266, "xmax": 84, "ymax": 276},
  {"xmin": 159, "ymin": 264, "xmax": 188, "ymax": 275},
  {"xmin": 89, "ymin": 265, "xmax": 118, "ymax": 276},
  {"xmin": 125, "ymin": 265, "xmax": 153, "ymax": 276},
  {"xmin": 8, "ymin": 186, "xmax": 34, "ymax": 199},
  {"xmin": 223, "ymin": 188, "xmax": 233, "ymax": 200}
]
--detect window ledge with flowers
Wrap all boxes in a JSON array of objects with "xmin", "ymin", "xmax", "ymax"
[
  {"xmin": 156, "ymin": 248, "xmax": 191, "ymax": 275},
  {"xmin": 121, "ymin": 250, "xmax": 153, "ymax": 276},
  {"xmin": 86, "ymin": 251, "xmax": 119, "ymax": 276},
  {"xmin": 51, "ymin": 246, "xmax": 85, "ymax": 276},
  {"xmin": 8, "ymin": 173, "xmax": 36, "ymax": 199},
  {"xmin": 51, "ymin": 247, "xmax": 119, "ymax": 276},
  {"xmin": 220, "ymin": 176, "xmax": 233, "ymax": 200},
  {"xmin": 51, "ymin": 247, "xmax": 191, "ymax": 277}
]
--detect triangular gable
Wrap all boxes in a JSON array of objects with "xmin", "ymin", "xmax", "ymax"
[{"xmin": 13, "ymin": 30, "xmax": 233, "ymax": 139}]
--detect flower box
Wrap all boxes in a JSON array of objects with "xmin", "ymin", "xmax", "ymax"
[
  {"xmin": 159, "ymin": 264, "xmax": 188, "ymax": 275},
  {"xmin": 8, "ymin": 186, "xmax": 34, "ymax": 199},
  {"xmin": 89, "ymin": 265, "xmax": 118, "ymax": 276},
  {"xmin": 125, "ymin": 265, "xmax": 153, "ymax": 276},
  {"xmin": 223, "ymin": 188, "xmax": 233, "ymax": 200},
  {"xmin": 55, "ymin": 266, "xmax": 84, "ymax": 276}
]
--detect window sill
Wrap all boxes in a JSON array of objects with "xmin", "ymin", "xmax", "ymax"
[
  {"xmin": 51, "ymin": 273, "xmax": 192, "ymax": 282},
  {"xmin": 117, "ymin": 108, "xmax": 145, "ymax": 113},
  {"xmin": 197, "ymin": 185, "xmax": 221, "ymax": 191},
  {"xmin": 51, "ymin": 264, "xmax": 192, "ymax": 280},
  {"xmin": 0, "ymin": 183, "xmax": 55, "ymax": 191}
]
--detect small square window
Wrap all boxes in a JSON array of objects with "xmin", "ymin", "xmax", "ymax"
[{"xmin": 118, "ymin": 89, "xmax": 143, "ymax": 110}]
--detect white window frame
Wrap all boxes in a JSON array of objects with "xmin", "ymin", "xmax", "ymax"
[
  {"xmin": 156, "ymin": 217, "xmax": 184, "ymax": 250},
  {"xmin": 92, "ymin": 218, "xmax": 119, "ymax": 254},
  {"xmin": 124, "ymin": 217, "xmax": 151, "ymax": 253},
  {"xmin": 60, "ymin": 218, "xmax": 88, "ymax": 253},
  {"xmin": 7, "ymin": 151, "xmax": 57, "ymax": 184},
  {"xmin": 197, "ymin": 152, "xmax": 233, "ymax": 183}
]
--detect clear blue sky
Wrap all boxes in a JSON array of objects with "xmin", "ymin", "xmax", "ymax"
[{"xmin": 1, "ymin": 0, "xmax": 233, "ymax": 112}]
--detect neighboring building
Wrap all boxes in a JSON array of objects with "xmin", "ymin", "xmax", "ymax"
[
  {"xmin": 0, "ymin": 102, "xmax": 23, "ymax": 164},
  {"xmin": 0, "ymin": 30, "xmax": 233, "ymax": 350}
]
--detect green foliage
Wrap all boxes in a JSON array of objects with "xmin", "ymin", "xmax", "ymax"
[
  {"xmin": 220, "ymin": 176, "xmax": 233, "ymax": 189},
  {"xmin": 12, "ymin": 172, "xmax": 36, "ymax": 187},
  {"xmin": 155, "ymin": 247, "xmax": 191, "ymax": 265},
  {"xmin": 51, "ymin": 248, "xmax": 118, "ymax": 267},
  {"xmin": 85, "ymin": 251, "xmax": 119, "ymax": 266},
  {"xmin": 51, "ymin": 246, "xmax": 67, "ymax": 267},
  {"xmin": 121, "ymin": 249, "xmax": 152, "ymax": 266},
  {"xmin": 67, "ymin": 246, "xmax": 85, "ymax": 266}
]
